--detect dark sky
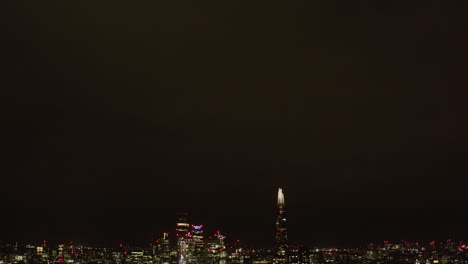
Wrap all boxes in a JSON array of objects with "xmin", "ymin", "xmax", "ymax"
[{"xmin": 1, "ymin": 0, "xmax": 467, "ymax": 248}]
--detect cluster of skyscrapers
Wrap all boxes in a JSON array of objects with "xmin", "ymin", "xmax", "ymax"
[
  {"xmin": 166, "ymin": 212, "xmax": 227, "ymax": 264},
  {"xmin": 0, "ymin": 188, "xmax": 289, "ymax": 264},
  {"xmin": 2, "ymin": 188, "xmax": 468, "ymax": 264},
  {"xmin": 155, "ymin": 188, "xmax": 289, "ymax": 264}
]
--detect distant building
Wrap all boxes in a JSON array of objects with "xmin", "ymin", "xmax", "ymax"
[
  {"xmin": 191, "ymin": 225, "xmax": 205, "ymax": 264},
  {"xmin": 176, "ymin": 213, "xmax": 191, "ymax": 264},
  {"xmin": 288, "ymin": 246, "xmax": 309, "ymax": 264},
  {"xmin": 160, "ymin": 233, "xmax": 171, "ymax": 264},
  {"xmin": 207, "ymin": 231, "xmax": 227, "ymax": 264},
  {"xmin": 274, "ymin": 188, "xmax": 288, "ymax": 264}
]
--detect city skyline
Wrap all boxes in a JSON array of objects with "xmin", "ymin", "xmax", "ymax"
[
  {"xmin": 2, "ymin": 238, "xmax": 468, "ymax": 264},
  {"xmin": 2, "ymin": 0, "xmax": 468, "ymax": 252},
  {"xmin": 1, "ymin": 187, "xmax": 466, "ymax": 249}
]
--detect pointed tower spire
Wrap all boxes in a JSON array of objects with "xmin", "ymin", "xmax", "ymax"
[
  {"xmin": 277, "ymin": 188, "xmax": 285, "ymax": 207},
  {"xmin": 275, "ymin": 188, "xmax": 288, "ymax": 264}
]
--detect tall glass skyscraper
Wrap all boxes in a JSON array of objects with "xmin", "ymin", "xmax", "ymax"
[
  {"xmin": 191, "ymin": 225, "xmax": 205, "ymax": 264},
  {"xmin": 275, "ymin": 188, "xmax": 288, "ymax": 264},
  {"xmin": 176, "ymin": 213, "xmax": 190, "ymax": 264}
]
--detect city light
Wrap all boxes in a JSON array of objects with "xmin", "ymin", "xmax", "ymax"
[{"xmin": 0, "ymin": 189, "xmax": 466, "ymax": 264}]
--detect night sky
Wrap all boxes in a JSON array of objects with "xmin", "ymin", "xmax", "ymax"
[{"xmin": 1, "ymin": 1, "xmax": 468, "ymax": 248}]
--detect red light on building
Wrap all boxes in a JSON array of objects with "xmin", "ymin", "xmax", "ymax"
[{"xmin": 57, "ymin": 257, "xmax": 64, "ymax": 262}]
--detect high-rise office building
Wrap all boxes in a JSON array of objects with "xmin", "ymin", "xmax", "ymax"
[
  {"xmin": 191, "ymin": 225, "xmax": 205, "ymax": 264},
  {"xmin": 176, "ymin": 213, "xmax": 191, "ymax": 264},
  {"xmin": 207, "ymin": 231, "xmax": 226, "ymax": 264},
  {"xmin": 176, "ymin": 213, "xmax": 190, "ymax": 238},
  {"xmin": 274, "ymin": 188, "xmax": 288, "ymax": 264},
  {"xmin": 161, "ymin": 233, "xmax": 171, "ymax": 264}
]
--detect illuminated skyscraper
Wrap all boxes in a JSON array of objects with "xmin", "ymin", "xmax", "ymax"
[
  {"xmin": 176, "ymin": 213, "xmax": 190, "ymax": 238},
  {"xmin": 161, "ymin": 233, "xmax": 171, "ymax": 264},
  {"xmin": 274, "ymin": 188, "xmax": 288, "ymax": 264},
  {"xmin": 176, "ymin": 213, "xmax": 191, "ymax": 264},
  {"xmin": 191, "ymin": 225, "xmax": 205, "ymax": 264},
  {"xmin": 207, "ymin": 231, "xmax": 226, "ymax": 264}
]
